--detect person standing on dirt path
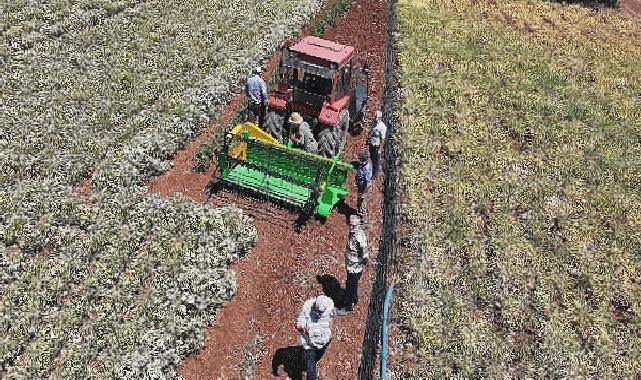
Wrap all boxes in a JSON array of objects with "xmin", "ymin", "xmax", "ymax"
[
  {"xmin": 245, "ymin": 66, "xmax": 268, "ymax": 128},
  {"xmin": 341, "ymin": 214, "xmax": 369, "ymax": 314},
  {"xmin": 355, "ymin": 148, "xmax": 372, "ymax": 223},
  {"xmin": 296, "ymin": 294, "xmax": 335, "ymax": 380},
  {"xmin": 368, "ymin": 109, "xmax": 387, "ymax": 178},
  {"xmin": 289, "ymin": 112, "xmax": 318, "ymax": 153}
]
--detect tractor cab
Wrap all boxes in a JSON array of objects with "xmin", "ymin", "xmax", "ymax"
[{"xmin": 264, "ymin": 36, "xmax": 369, "ymax": 158}]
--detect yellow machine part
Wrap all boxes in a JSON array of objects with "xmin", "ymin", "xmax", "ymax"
[{"xmin": 228, "ymin": 122, "xmax": 280, "ymax": 160}]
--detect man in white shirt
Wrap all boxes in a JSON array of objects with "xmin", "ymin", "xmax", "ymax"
[
  {"xmin": 368, "ymin": 109, "xmax": 387, "ymax": 178},
  {"xmin": 342, "ymin": 214, "xmax": 369, "ymax": 313},
  {"xmin": 296, "ymin": 294, "xmax": 335, "ymax": 380}
]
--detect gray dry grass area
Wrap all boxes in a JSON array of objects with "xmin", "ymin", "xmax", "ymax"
[{"xmin": 237, "ymin": 332, "xmax": 266, "ymax": 379}]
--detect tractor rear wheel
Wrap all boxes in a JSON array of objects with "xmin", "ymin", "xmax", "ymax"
[
  {"xmin": 317, "ymin": 109, "xmax": 349, "ymax": 158},
  {"xmin": 263, "ymin": 110, "xmax": 284, "ymax": 143},
  {"xmin": 318, "ymin": 127, "xmax": 338, "ymax": 158},
  {"xmin": 336, "ymin": 109, "xmax": 349, "ymax": 153}
]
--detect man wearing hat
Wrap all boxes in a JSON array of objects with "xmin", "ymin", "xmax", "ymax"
[
  {"xmin": 245, "ymin": 66, "xmax": 268, "ymax": 128},
  {"xmin": 355, "ymin": 148, "xmax": 372, "ymax": 222},
  {"xmin": 296, "ymin": 294, "xmax": 335, "ymax": 380},
  {"xmin": 342, "ymin": 214, "xmax": 369, "ymax": 313},
  {"xmin": 288, "ymin": 112, "xmax": 318, "ymax": 153}
]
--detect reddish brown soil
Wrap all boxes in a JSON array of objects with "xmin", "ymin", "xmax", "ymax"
[
  {"xmin": 621, "ymin": 0, "xmax": 641, "ymax": 18},
  {"xmin": 147, "ymin": 0, "xmax": 390, "ymax": 378}
]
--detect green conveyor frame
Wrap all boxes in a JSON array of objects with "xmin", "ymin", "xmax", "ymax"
[{"xmin": 216, "ymin": 122, "xmax": 353, "ymax": 217}]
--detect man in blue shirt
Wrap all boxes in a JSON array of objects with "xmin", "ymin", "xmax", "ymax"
[
  {"xmin": 355, "ymin": 148, "xmax": 372, "ymax": 224},
  {"xmin": 245, "ymin": 66, "xmax": 268, "ymax": 128}
]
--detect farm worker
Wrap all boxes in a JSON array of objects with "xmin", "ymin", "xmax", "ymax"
[
  {"xmin": 355, "ymin": 148, "xmax": 372, "ymax": 223},
  {"xmin": 245, "ymin": 66, "xmax": 268, "ymax": 128},
  {"xmin": 296, "ymin": 294, "xmax": 335, "ymax": 380},
  {"xmin": 342, "ymin": 214, "xmax": 369, "ymax": 313},
  {"xmin": 368, "ymin": 109, "xmax": 387, "ymax": 178},
  {"xmin": 288, "ymin": 112, "xmax": 318, "ymax": 153}
]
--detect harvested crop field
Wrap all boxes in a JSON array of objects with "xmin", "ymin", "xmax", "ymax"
[{"xmin": 392, "ymin": 0, "xmax": 641, "ymax": 378}]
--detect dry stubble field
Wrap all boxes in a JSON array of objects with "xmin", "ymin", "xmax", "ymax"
[{"xmin": 393, "ymin": 0, "xmax": 640, "ymax": 378}]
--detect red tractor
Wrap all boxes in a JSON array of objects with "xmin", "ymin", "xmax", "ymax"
[{"xmin": 262, "ymin": 36, "xmax": 369, "ymax": 158}]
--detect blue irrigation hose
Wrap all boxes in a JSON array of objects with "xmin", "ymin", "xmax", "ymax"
[{"xmin": 380, "ymin": 283, "xmax": 395, "ymax": 380}]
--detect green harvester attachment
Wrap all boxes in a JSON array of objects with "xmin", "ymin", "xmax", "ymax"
[{"xmin": 216, "ymin": 122, "xmax": 353, "ymax": 217}]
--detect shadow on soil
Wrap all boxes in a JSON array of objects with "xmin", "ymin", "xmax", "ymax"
[
  {"xmin": 335, "ymin": 198, "xmax": 357, "ymax": 225},
  {"xmin": 316, "ymin": 273, "xmax": 347, "ymax": 309},
  {"xmin": 272, "ymin": 345, "xmax": 306, "ymax": 379},
  {"xmin": 204, "ymin": 178, "xmax": 224, "ymax": 199},
  {"xmin": 205, "ymin": 178, "xmax": 318, "ymax": 230}
]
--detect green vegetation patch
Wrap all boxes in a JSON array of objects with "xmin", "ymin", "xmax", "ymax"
[{"xmin": 395, "ymin": 0, "xmax": 641, "ymax": 377}]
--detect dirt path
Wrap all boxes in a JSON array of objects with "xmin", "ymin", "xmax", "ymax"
[
  {"xmin": 148, "ymin": 0, "xmax": 390, "ymax": 378},
  {"xmin": 621, "ymin": 0, "xmax": 641, "ymax": 18}
]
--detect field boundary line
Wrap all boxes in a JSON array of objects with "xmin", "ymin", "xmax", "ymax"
[{"xmin": 357, "ymin": 0, "xmax": 400, "ymax": 377}]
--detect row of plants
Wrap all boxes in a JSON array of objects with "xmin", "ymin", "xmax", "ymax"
[
  {"xmin": 1, "ymin": 0, "xmax": 145, "ymax": 56},
  {"xmin": 1, "ymin": 0, "xmax": 325, "ymax": 189},
  {"xmin": 2, "ymin": 0, "xmax": 329, "ymax": 376},
  {"xmin": 310, "ymin": 0, "xmax": 352, "ymax": 36},
  {"xmin": 1, "ymin": 184, "xmax": 257, "ymax": 377},
  {"xmin": 395, "ymin": 0, "xmax": 640, "ymax": 377}
]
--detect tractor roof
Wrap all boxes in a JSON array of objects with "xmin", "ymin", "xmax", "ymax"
[{"xmin": 289, "ymin": 36, "xmax": 355, "ymax": 65}]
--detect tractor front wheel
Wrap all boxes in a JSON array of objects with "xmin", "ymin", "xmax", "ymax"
[{"xmin": 263, "ymin": 110, "xmax": 284, "ymax": 143}]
